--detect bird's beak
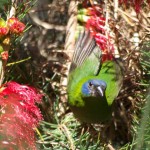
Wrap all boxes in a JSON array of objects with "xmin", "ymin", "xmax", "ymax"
[{"xmin": 96, "ymin": 86, "xmax": 104, "ymax": 97}]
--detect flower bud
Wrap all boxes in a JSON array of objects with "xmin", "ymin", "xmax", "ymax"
[
  {"xmin": 0, "ymin": 18, "xmax": 9, "ymax": 36},
  {"xmin": 7, "ymin": 17, "xmax": 25, "ymax": 34},
  {"xmin": 77, "ymin": 14, "xmax": 90, "ymax": 23},
  {"xmin": 0, "ymin": 45, "xmax": 4, "ymax": 53},
  {"xmin": 1, "ymin": 51, "xmax": 8, "ymax": 60}
]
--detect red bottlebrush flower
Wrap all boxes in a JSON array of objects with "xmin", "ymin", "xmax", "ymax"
[
  {"xmin": 84, "ymin": 6, "xmax": 114, "ymax": 62},
  {"xmin": 134, "ymin": 0, "xmax": 144, "ymax": 12},
  {"xmin": 1, "ymin": 51, "xmax": 8, "ymax": 60},
  {"xmin": 0, "ymin": 27, "xmax": 9, "ymax": 36},
  {"xmin": 0, "ymin": 81, "xmax": 43, "ymax": 150},
  {"xmin": 7, "ymin": 17, "xmax": 25, "ymax": 34},
  {"xmin": 0, "ymin": 18, "xmax": 9, "ymax": 36},
  {"xmin": 4, "ymin": 81, "xmax": 42, "ymax": 105},
  {"xmin": 119, "ymin": 0, "xmax": 144, "ymax": 13}
]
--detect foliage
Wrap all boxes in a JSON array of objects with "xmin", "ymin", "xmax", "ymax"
[{"xmin": 132, "ymin": 41, "xmax": 150, "ymax": 149}]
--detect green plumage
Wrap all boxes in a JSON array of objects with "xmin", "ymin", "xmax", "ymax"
[{"xmin": 67, "ymin": 29, "xmax": 123, "ymax": 123}]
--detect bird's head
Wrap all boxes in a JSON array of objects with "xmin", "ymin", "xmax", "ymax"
[{"xmin": 82, "ymin": 79, "xmax": 107, "ymax": 97}]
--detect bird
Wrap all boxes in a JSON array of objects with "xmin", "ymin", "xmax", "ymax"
[{"xmin": 67, "ymin": 28, "xmax": 123, "ymax": 123}]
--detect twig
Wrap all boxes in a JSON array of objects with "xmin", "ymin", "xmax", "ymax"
[
  {"xmin": 29, "ymin": 12, "xmax": 66, "ymax": 31},
  {"xmin": 60, "ymin": 0, "xmax": 78, "ymax": 101},
  {"xmin": 107, "ymin": 144, "xmax": 115, "ymax": 150},
  {"xmin": 114, "ymin": 0, "xmax": 118, "ymax": 19},
  {"xmin": 59, "ymin": 124, "xmax": 75, "ymax": 150},
  {"xmin": 117, "ymin": 7, "xmax": 139, "ymax": 23},
  {"xmin": 7, "ymin": 57, "xmax": 31, "ymax": 66},
  {"xmin": 105, "ymin": 0, "xmax": 109, "ymax": 30},
  {"xmin": 8, "ymin": 0, "xmax": 16, "ymax": 19}
]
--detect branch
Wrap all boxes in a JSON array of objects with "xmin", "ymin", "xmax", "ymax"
[{"xmin": 29, "ymin": 12, "xmax": 66, "ymax": 31}]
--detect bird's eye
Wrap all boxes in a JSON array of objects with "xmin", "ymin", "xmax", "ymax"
[
  {"xmin": 89, "ymin": 82, "xmax": 92, "ymax": 86},
  {"xmin": 88, "ymin": 82, "xmax": 92, "ymax": 87}
]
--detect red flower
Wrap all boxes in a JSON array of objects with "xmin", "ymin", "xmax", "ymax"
[
  {"xmin": 84, "ymin": 6, "xmax": 114, "ymax": 62},
  {"xmin": 0, "ymin": 27, "xmax": 9, "ymax": 36},
  {"xmin": 133, "ymin": 0, "xmax": 144, "ymax": 12},
  {"xmin": 0, "ymin": 81, "xmax": 43, "ymax": 150},
  {"xmin": 7, "ymin": 18, "xmax": 25, "ymax": 34},
  {"xmin": 1, "ymin": 51, "xmax": 8, "ymax": 60},
  {"xmin": 119, "ymin": 0, "xmax": 144, "ymax": 12}
]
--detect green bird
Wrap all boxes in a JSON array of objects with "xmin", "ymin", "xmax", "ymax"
[{"xmin": 67, "ymin": 29, "xmax": 123, "ymax": 123}]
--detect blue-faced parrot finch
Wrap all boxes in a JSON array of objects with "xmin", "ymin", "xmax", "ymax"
[{"xmin": 67, "ymin": 29, "xmax": 123, "ymax": 123}]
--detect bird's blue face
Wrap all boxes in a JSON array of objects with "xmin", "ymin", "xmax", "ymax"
[{"xmin": 82, "ymin": 79, "xmax": 107, "ymax": 97}]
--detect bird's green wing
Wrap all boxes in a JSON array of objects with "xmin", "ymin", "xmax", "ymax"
[
  {"xmin": 98, "ymin": 60, "xmax": 123, "ymax": 105},
  {"xmin": 69, "ymin": 29, "xmax": 100, "ymax": 71},
  {"xmin": 68, "ymin": 29, "xmax": 102, "ymax": 92}
]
